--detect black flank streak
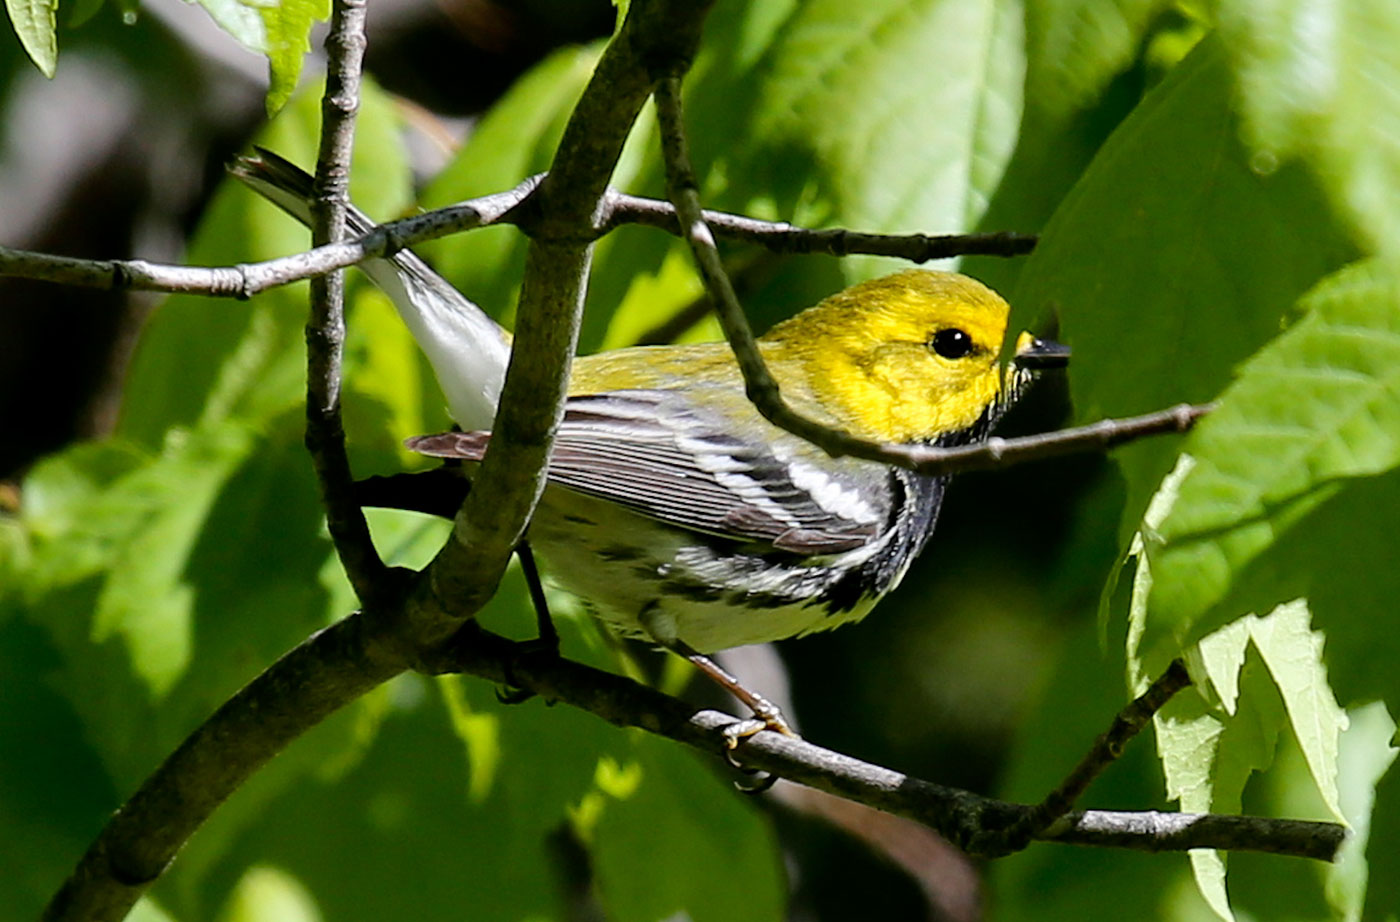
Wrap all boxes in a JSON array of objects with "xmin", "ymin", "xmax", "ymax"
[{"xmin": 660, "ymin": 580, "xmax": 725, "ymax": 604}]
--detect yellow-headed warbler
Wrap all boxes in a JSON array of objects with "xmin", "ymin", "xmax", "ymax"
[{"xmin": 232, "ymin": 151, "xmax": 1067, "ymax": 738}]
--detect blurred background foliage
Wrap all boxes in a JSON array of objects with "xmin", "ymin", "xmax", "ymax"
[{"xmin": 3, "ymin": 0, "xmax": 1400, "ymax": 920}]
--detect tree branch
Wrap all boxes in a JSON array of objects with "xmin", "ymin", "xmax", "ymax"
[
  {"xmin": 42, "ymin": 6, "xmax": 402, "ymax": 917},
  {"xmin": 603, "ymin": 192, "xmax": 1036, "ymax": 260},
  {"xmin": 0, "ymin": 189, "xmax": 1031, "ymax": 299},
  {"xmin": 304, "ymin": 0, "xmax": 384, "ymax": 600},
  {"xmin": 41, "ymin": 6, "xmax": 734, "ymax": 917},
  {"xmin": 0, "ymin": 184, "xmax": 534, "ymax": 295},
  {"xmin": 425, "ymin": 625, "xmax": 1346, "ymax": 862}
]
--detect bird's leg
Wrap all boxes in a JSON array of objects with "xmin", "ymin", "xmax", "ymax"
[
  {"xmin": 669, "ymin": 639, "xmax": 797, "ymax": 748},
  {"xmin": 516, "ymin": 540, "xmax": 559, "ymax": 652},
  {"xmin": 496, "ymin": 540, "xmax": 559, "ymax": 706}
]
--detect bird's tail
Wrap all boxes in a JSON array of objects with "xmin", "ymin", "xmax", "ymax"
[{"xmin": 228, "ymin": 149, "xmax": 511, "ymax": 431}]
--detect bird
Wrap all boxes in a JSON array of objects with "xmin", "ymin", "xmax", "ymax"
[{"xmin": 231, "ymin": 149, "xmax": 1067, "ymax": 738}]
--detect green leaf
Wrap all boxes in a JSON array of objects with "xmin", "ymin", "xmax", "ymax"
[
  {"xmin": 1327, "ymin": 702, "xmax": 1398, "ymax": 921},
  {"xmin": 1217, "ymin": 0, "xmax": 1400, "ymax": 257},
  {"xmin": 589, "ymin": 734, "xmax": 785, "ymax": 922},
  {"xmin": 1143, "ymin": 258, "xmax": 1400, "ymax": 659},
  {"xmin": 1155, "ymin": 634, "xmax": 1285, "ymax": 922},
  {"xmin": 779, "ymin": 0, "xmax": 1023, "ymax": 229},
  {"xmin": 216, "ymin": 866, "xmax": 322, "ymax": 922},
  {"xmin": 586, "ymin": 0, "xmax": 1030, "ymax": 352},
  {"xmin": 192, "ymin": 0, "xmax": 266, "ymax": 54},
  {"xmin": 85, "ymin": 423, "xmax": 258, "ymax": 699},
  {"xmin": 965, "ymin": 0, "xmax": 1192, "ymax": 296},
  {"xmin": 1136, "ymin": 599, "xmax": 1347, "ymax": 918},
  {"xmin": 1247, "ymin": 600, "xmax": 1346, "ymax": 820},
  {"xmin": 718, "ymin": 0, "xmax": 1025, "ymax": 279},
  {"xmin": 201, "ymin": 667, "xmax": 613, "ymax": 922},
  {"xmin": 599, "ymin": 246, "xmax": 715, "ymax": 349},
  {"xmin": 1024, "ymin": 0, "xmax": 1172, "ymax": 118},
  {"xmin": 1189, "ymin": 467, "xmax": 1400, "ymax": 917},
  {"xmin": 258, "ymin": 0, "xmax": 331, "ymax": 115},
  {"xmin": 7, "ymin": 0, "xmax": 57, "ymax": 77},
  {"xmin": 1010, "ymin": 35, "xmax": 1357, "ymax": 555}
]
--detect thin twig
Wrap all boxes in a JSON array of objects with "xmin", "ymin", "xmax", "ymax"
[
  {"xmin": 896, "ymin": 402, "xmax": 1212, "ymax": 477},
  {"xmin": 425, "ymin": 625, "xmax": 1345, "ymax": 862},
  {"xmin": 0, "ymin": 185, "xmax": 536, "ymax": 296},
  {"xmin": 305, "ymin": 0, "xmax": 384, "ymax": 600},
  {"xmin": 1005, "ymin": 659, "xmax": 1193, "ymax": 844},
  {"xmin": 603, "ymin": 191, "xmax": 1036, "ymax": 260},
  {"xmin": 0, "ymin": 188, "xmax": 1029, "ymax": 298},
  {"xmin": 653, "ymin": 76, "xmax": 801, "ymax": 438}
]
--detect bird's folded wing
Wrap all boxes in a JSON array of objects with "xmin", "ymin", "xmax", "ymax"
[{"xmin": 407, "ymin": 391, "xmax": 890, "ymax": 555}]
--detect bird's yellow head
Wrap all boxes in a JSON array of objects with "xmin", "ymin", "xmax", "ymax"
[{"xmin": 761, "ymin": 269, "xmax": 1063, "ymax": 444}]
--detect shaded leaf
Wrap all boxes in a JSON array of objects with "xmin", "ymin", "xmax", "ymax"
[
  {"xmin": 589, "ymin": 733, "xmax": 785, "ymax": 922},
  {"xmin": 1024, "ymin": 0, "xmax": 1172, "ymax": 118}
]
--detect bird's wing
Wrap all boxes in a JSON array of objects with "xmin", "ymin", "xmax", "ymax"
[{"xmin": 406, "ymin": 390, "xmax": 891, "ymax": 554}]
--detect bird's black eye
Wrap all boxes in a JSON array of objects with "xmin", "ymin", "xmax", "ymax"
[{"xmin": 930, "ymin": 328, "xmax": 974, "ymax": 359}]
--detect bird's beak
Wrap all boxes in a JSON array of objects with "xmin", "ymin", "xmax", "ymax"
[{"xmin": 1013, "ymin": 332, "xmax": 1070, "ymax": 370}]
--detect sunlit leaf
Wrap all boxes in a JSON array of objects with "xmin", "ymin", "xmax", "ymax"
[
  {"xmin": 259, "ymin": 0, "xmax": 330, "ymax": 115},
  {"xmin": 6, "ymin": 0, "xmax": 56, "ymax": 76},
  {"xmin": 1217, "ymin": 0, "xmax": 1400, "ymax": 256},
  {"xmin": 217, "ymin": 866, "xmax": 322, "ymax": 922},
  {"xmin": 1327, "ymin": 702, "xmax": 1398, "ymax": 921},
  {"xmin": 1154, "ymin": 635, "xmax": 1284, "ymax": 922}
]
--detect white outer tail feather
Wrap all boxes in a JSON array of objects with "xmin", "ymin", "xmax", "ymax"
[{"xmin": 230, "ymin": 152, "xmax": 511, "ymax": 431}]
